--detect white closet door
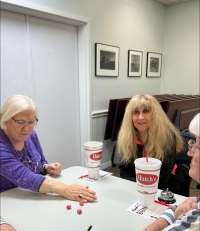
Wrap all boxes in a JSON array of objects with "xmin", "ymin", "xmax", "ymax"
[
  {"xmin": 0, "ymin": 10, "xmax": 30, "ymax": 105},
  {"xmin": 28, "ymin": 16, "xmax": 81, "ymax": 168},
  {"xmin": 1, "ymin": 10, "xmax": 81, "ymax": 168}
]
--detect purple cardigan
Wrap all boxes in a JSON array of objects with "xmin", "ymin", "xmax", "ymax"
[{"xmin": 0, "ymin": 128, "xmax": 47, "ymax": 192}]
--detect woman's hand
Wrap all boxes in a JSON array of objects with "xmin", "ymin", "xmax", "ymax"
[
  {"xmin": 46, "ymin": 162, "xmax": 61, "ymax": 176},
  {"xmin": 62, "ymin": 184, "xmax": 97, "ymax": 202},
  {"xmin": 39, "ymin": 179, "xmax": 97, "ymax": 202},
  {"xmin": 174, "ymin": 197, "xmax": 198, "ymax": 219}
]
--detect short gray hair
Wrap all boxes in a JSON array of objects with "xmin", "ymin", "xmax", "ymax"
[
  {"xmin": 0, "ymin": 94, "xmax": 38, "ymax": 129},
  {"xmin": 189, "ymin": 113, "xmax": 200, "ymax": 137}
]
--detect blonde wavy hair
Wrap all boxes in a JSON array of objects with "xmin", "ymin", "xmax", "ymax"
[{"xmin": 117, "ymin": 94, "xmax": 183, "ymax": 163}]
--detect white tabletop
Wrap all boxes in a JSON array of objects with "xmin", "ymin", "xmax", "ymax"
[{"xmin": 1, "ymin": 166, "xmax": 186, "ymax": 231}]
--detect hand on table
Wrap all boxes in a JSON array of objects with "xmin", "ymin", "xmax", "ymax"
[
  {"xmin": 47, "ymin": 162, "xmax": 61, "ymax": 176},
  {"xmin": 174, "ymin": 197, "xmax": 198, "ymax": 219},
  {"xmin": 63, "ymin": 184, "xmax": 97, "ymax": 202},
  {"xmin": 143, "ymin": 218, "xmax": 169, "ymax": 231}
]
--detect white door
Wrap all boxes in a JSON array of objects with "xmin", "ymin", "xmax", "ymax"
[
  {"xmin": 1, "ymin": 10, "xmax": 30, "ymax": 103},
  {"xmin": 1, "ymin": 10, "xmax": 81, "ymax": 168}
]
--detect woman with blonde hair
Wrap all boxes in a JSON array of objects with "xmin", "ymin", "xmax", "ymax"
[{"xmin": 118, "ymin": 94, "xmax": 183, "ymax": 193}]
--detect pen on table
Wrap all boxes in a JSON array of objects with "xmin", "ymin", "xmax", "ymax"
[
  {"xmin": 154, "ymin": 200, "xmax": 170, "ymax": 207},
  {"xmin": 87, "ymin": 225, "xmax": 93, "ymax": 231}
]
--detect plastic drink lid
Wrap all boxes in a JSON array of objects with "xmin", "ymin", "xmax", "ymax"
[
  {"xmin": 84, "ymin": 141, "xmax": 103, "ymax": 150},
  {"xmin": 136, "ymin": 158, "xmax": 160, "ymax": 165},
  {"xmin": 134, "ymin": 157, "xmax": 162, "ymax": 170}
]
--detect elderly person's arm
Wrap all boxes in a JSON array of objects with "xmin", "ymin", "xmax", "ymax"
[
  {"xmin": 143, "ymin": 218, "xmax": 169, "ymax": 231},
  {"xmin": 0, "ymin": 217, "xmax": 17, "ymax": 231},
  {"xmin": 39, "ymin": 178, "xmax": 96, "ymax": 202},
  {"xmin": 0, "ymin": 130, "xmax": 96, "ymax": 202},
  {"xmin": 1, "ymin": 224, "xmax": 17, "ymax": 231},
  {"xmin": 174, "ymin": 197, "xmax": 198, "ymax": 219},
  {"xmin": 143, "ymin": 197, "xmax": 199, "ymax": 231}
]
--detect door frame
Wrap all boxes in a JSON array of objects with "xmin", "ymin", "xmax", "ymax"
[{"xmin": 1, "ymin": 0, "xmax": 92, "ymax": 166}]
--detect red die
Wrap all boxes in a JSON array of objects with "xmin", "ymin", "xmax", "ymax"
[
  {"xmin": 66, "ymin": 204, "xmax": 71, "ymax": 210},
  {"xmin": 79, "ymin": 201, "xmax": 84, "ymax": 206},
  {"xmin": 77, "ymin": 209, "xmax": 82, "ymax": 214}
]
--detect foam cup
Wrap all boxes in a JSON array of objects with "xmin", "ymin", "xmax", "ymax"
[
  {"xmin": 84, "ymin": 141, "xmax": 103, "ymax": 179},
  {"xmin": 134, "ymin": 157, "xmax": 162, "ymax": 207}
]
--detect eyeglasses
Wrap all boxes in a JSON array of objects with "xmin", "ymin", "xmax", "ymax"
[
  {"xmin": 12, "ymin": 117, "xmax": 38, "ymax": 128},
  {"xmin": 188, "ymin": 139, "xmax": 200, "ymax": 152}
]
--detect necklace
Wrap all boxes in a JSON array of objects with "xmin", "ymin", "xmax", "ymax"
[{"xmin": 2, "ymin": 129, "xmax": 38, "ymax": 173}]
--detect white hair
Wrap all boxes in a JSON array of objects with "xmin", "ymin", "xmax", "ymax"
[
  {"xmin": 189, "ymin": 113, "xmax": 200, "ymax": 137},
  {"xmin": 0, "ymin": 94, "xmax": 38, "ymax": 129}
]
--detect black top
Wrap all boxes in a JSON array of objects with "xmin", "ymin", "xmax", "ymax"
[{"xmin": 119, "ymin": 141, "xmax": 183, "ymax": 194}]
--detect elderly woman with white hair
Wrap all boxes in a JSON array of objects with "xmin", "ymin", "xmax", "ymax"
[
  {"xmin": 0, "ymin": 94, "xmax": 96, "ymax": 202},
  {"xmin": 143, "ymin": 113, "xmax": 200, "ymax": 231}
]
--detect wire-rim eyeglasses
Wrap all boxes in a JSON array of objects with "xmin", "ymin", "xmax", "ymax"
[
  {"xmin": 188, "ymin": 139, "xmax": 200, "ymax": 152},
  {"xmin": 12, "ymin": 117, "xmax": 38, "ymax": 128}
]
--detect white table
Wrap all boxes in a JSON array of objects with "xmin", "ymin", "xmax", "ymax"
[{"xmin": 1, "ymin": 166, "xmax": 187, "ymax": 231}]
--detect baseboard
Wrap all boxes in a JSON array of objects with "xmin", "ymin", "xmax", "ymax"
[{"xmin": 101, "ymin": 161, "xmax": 112, "ymax": 170}]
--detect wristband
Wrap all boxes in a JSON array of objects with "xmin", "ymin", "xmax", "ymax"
[{"xmin": 43, "ymin": 164, "xmax": 48, "ymax": 175}]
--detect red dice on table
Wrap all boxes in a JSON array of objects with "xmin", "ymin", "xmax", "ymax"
[
  {"xmin": 66, "ymin": 204, "xmax": 71, "ymax": 210},
  {"xmin": 77, "ymin": 209, "xmax": 82, "ymax": 214},
  {"xmin": 79, "ymin": 201, "xmax": 84, "ymax": 206}
]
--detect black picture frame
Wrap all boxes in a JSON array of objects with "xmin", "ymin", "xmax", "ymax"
[
  {"xmin": 128, "ymin": 50, "xmax": 143, "ymax": 77},
  {"xmin": 146, "ymin": 52, "xmax": 162, "ymax": 77},
  {"xmin": 95, "ymin": 43, "xmax": 119, "ymax": 77}
]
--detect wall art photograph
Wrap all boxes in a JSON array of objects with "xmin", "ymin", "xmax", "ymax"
[
  {"xmin": 95, "ymin": 43, "xmax": 119, "ymax": 77},
  {"xmin": 146, "ymin": 52, "xmax": 162, "ymax": 77},
  {"xmin": 128, "ymin": 50, "xmax": 143, "ymax": 77}
]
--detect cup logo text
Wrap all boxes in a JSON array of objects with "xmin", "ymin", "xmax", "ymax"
[
  {"xmin": 90, "ymin": 152, "xmax": 102, "ymax": 161},
  {"xmin": 136, "ymin": 173, "xmax": 158, "ymax": 185}
]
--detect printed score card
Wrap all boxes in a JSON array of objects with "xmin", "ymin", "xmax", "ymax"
[
  {"xmin": 127, "ymin": 200, "xmax": 169, "ymax": 220},
  {"xmin": 77, "ymin": 170, "xmax": 112, "ymax": 184}
]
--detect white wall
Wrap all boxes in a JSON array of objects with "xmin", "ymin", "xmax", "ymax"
[
  {"xmin": 22, "ymin": 0, "xmax": 166, "ymax": 166},
  {"xmin": 161, "ymin": 0, "xmax": 199, "ymax": 94},
  {"xmin": 2, "ymin": 0, "xmax": 199, "ymax": 167},
  {"xmin": 24, "ymin": 0, "xmax": 166, "ymax": 109}
]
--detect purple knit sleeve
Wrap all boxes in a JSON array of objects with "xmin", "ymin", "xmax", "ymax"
[{"xmin": 0, "ymin": 129, "xmax": 46, "ymax": 192}]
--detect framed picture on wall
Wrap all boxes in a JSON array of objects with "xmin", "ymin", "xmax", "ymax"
[
  {"xmin": 146, "ymin": 52, "xmax": 162, "ymax": 77},
  {"xmin": 95, "ymin": 43, "xmax": 119, "ymax": 77},
  {"xmin": 128, "ymin": 50, "xmax": 143, "ymax": 77}
]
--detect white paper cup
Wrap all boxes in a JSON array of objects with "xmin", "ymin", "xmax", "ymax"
[
  {"xmin": 84, "ymin": 141, "xmax": 103, "ymax": 179},
  {"xmin": 134, "ymin": 157, "xmax": 162, "ymax": 207}
]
